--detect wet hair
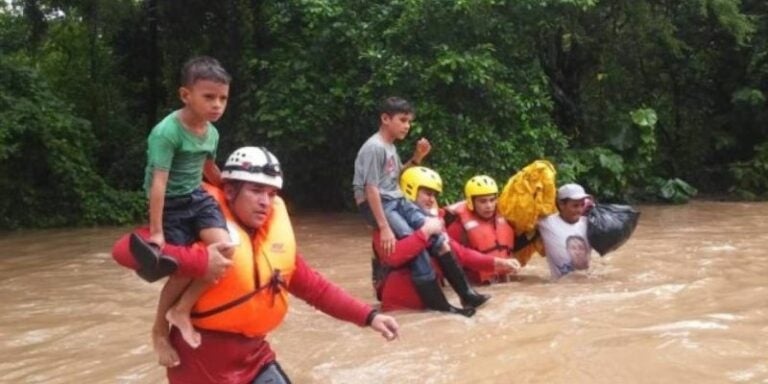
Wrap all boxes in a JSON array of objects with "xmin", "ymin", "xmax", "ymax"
[
  {"xmin": 180, "ymin": 56, "xmax": 231, "ymax": 86},
  {"xmin": 378, "ymin": 96, "xmax": 414, "ymax": 116}
]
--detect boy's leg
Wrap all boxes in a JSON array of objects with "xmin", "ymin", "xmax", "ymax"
[
  {"xmin": 434, "ymin": 249, "xmax": 491, "ymax": 308},
  {"xmin": 420, "ymin": 229, "xmax": 490, "ymax": 309},
  {"xmin": 387, "ymin": 201, "xmax": 452, "ymax": 282},
  {"xmin": 382, "ymin": 200, "xmax": 417, "ymax": 239},
  {"xmin": 397, "ymin": 199, "xmax": 429, "ymax": 231},
  {"xmin": 383, "ymin": 203, "xmax": 474, "ymax": 316},
  {"xmin": 164, "ymin": 278, "xmax": 206, "ymax": 349},
  {"xmin": 398, "ymin": 199, "xmax": 452, "ymax": 256},
  {"xmin": 131, "ymin": 194, "xmax": 199, "ymax": 282},
  {"xmin": 149, "ymin": 197, "xmax": 201, "ymax": 364},
  {"xmin": 407, "ymin": 242, "xmax": 475, "ymax": 316},
  {"xmin": 165, "ymin": 188, "xmax": 233, "ymax": 348},
  {"xmin": 359, "ymin": 198, "xmax": 414, "ymax": 239},
  {"xmin": 357, "ymin": 201, "xmax": 378, "ymax": 228},
  {"xmin": 166, "ymin": 226, "xmax": 232, "ymax": 348},
  {"xmin": 152, "ymin": 275, "xmax": 192, "ymax": 367},
  {"xmin": 381, "ymin": 206, "xmax": 436, "ymax": 281},
  {"xmin": 409, "ymin": 251, "xmax": 436, "ymax": 281}
]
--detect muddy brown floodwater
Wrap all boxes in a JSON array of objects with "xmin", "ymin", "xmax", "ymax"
[{"xmin": 1, "ymin": 201, "xmax": 767, "ymax": 383}]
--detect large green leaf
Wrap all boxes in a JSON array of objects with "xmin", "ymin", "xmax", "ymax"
[{"xmin": 630, "ymin": 108, "xmax": 658, "ymax": 128}]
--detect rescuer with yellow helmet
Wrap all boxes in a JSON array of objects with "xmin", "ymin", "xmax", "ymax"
[{"xmin": 445, "ymin": 175, "xmax": 520, "ymax": 284}]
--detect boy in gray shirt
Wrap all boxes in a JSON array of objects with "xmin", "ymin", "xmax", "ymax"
[{"xmin": 353, "ymin": 97, "xmax": 489, "ymax": 316}]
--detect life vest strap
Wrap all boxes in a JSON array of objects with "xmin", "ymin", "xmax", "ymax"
[
  {"xmin": 192, "ymin": 268, "xmax": 287, "ymax": 320},
  {"xmin": 191, "ymin": 287, "xmax": 266, "ymax": 319}
]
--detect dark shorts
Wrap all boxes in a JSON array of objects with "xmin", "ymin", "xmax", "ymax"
[
  {"xmin": 163, "ymin": 187, "xmax": 226, "ymax": 245},
  {"xmin": 253, "ymin": 361, "xmax": 291, "ymax": 384}
]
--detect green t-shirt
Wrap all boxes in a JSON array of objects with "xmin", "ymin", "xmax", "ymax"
[{"xmin": 143, "ymin": 111, "xmax": 219, "ymax": 197}]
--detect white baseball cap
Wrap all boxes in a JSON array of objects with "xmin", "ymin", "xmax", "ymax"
[{"xmin": 557, "ymin": 183, "xmax": 591, "ymax": 201}]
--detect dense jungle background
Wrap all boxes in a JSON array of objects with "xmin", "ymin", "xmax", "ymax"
[{"xmin": 1, "ymin": 0, "xmax": 766, "ymax": 228}]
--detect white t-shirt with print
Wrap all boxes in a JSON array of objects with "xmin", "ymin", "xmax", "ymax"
[{"xmin": 538, "ymin": 213, "xmax": 592, "ymax": 279}]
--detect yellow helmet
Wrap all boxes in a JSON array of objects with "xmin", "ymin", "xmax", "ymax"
[
  {"xmin": 464, "ymin": 175, "xmax": 498, "ymax": 211},
  {"xmin": 400, "ymin": 166, "xmax": 443, "ymax": 202}
]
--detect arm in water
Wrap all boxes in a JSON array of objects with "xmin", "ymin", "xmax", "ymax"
[
  {"xmin": 289, "ymin": 254, "xmax": 399, "ymax": 340},
  {"xmin": 448, "ymin": 239, "xmax": 496, "ymax": 272}
]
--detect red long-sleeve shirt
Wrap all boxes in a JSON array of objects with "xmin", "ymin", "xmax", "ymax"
[
  {"xmin": 371, "ymin": 228, "xmax": 495, "ymax": 312},
  {"xmin": 167, "ymin": 254, "xmax": 372, "ymax": 383},
  {"xmin": 112, "ymin": 228, "xmax": 210, "ymax": 278},
  {"xmin": 112, "ymin": 228, "xmax": 373, "ymax": 383}
]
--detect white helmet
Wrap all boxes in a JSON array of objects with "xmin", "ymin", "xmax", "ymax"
[{"xmin": 221, "ymin": 146, "xmax": 283, "ymax": 189}]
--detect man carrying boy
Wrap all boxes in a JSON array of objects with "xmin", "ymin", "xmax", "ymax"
[
  {"xmin": 353, "ymin": 97, "xmax": 488, "ymax": 317},
  {"xmin": 372, "ymin": 167, "xmax": 520, "ymax": 311},
  {"xmin": 130, "ymin": 56, "xmax": 235, "ymax": 366},
  {"xmin": 538, "ymin": 183, "xmax": 593, "ymax": 279},
  {"xmin": 114, "ymin": 147, "xmax": 400, "ymax": 382}
]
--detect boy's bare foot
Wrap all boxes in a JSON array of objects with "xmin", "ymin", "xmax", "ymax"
[
  {"xmin": 165, "ymin": 307, "xmax": 201, "ymax": 349},
  {"xmin": 152, "ymin": 328, "xmax": 180, "ymax": 367}
]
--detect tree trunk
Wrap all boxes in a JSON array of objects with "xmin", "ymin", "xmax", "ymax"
[{"xmin": 146, "ymin": 0, "xmax": 160, "ymax": 131}]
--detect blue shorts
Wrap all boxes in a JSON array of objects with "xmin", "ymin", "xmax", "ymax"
[{"xmin": 163, "ymin": 187, "xmax": 226, "ymax": 245}]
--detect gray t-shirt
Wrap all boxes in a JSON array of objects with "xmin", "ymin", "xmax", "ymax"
[{"xmin": 353, "ymin": 133, "xmax": 404, "ymax": 202}]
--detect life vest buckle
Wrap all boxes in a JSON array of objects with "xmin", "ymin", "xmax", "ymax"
[{"xmin": 269, "ymin": 269, "xmax": 287, "ymax": 307}]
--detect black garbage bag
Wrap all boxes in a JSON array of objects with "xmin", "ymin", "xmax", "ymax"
[{"xmin": 587, "ymin": 204, "xmax": 640, "ymax": 256}]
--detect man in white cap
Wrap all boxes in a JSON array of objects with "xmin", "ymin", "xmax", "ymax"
[{"xmin": 537, "ymin": 183, "xmax": 593, "ymax": 279}]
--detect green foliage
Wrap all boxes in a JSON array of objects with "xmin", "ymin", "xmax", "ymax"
[
  {"xmin": 732, "ymin": 88, "xmax": 766, "ymax": 106},
  {"xmin": 558, "ymin": 147, "xmax": 627, "ymax": 201},
  {"xmin": 0, "ymin": 56, "xmax": 144, "ymax": 228},
  {"xmin": 242, "ymin": 0, "xmax": 568, "ymax": 207},
  {"xmin": 2, "ymin": 0, "xmax": 768, "ymax": 228},
  {"xmin": 557, "ymin": 106, "xmax": 664, "ymax": 201},
  {"xmin": 657, "ymin": 178, "xmax": 699, "ymax": 204},
  {"xmin": 729, "ymin": 141, "xmax": 768, "ymax": 199}
]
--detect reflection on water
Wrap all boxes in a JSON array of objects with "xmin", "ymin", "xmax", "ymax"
[{"xmin": 1, "ymin": 202, "xmax": 767, "ymax": 383}]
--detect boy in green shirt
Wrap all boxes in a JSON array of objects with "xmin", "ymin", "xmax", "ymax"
[{"xmin": 131, "ymin": 56, "xmax": 234, "ymax": 367}]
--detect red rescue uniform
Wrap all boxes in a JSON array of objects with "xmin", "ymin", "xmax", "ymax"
[
  {"xmin": 112, "ymin": 197, "xmax": 373, "ymax": 383},
  {"xmin": 372, "ymin": 212, "xmax": 496, "ymax": 311}
]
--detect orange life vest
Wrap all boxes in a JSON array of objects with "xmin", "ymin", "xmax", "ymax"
[
  {"xmin": 449, "ymin": 201, "xmax": 515, "ymax": 284},
  {"xmin": 191, "ymin": 184, "xmax": 297, "ymax": 337}
]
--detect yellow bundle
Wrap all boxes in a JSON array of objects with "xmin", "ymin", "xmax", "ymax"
[
  {"xmin": 497, "ymin": 160, "xmax": 557, "ymax": 264},
  {"xmin": 513, "ymin": 236, "xmax": 545, "ymax": 266}
]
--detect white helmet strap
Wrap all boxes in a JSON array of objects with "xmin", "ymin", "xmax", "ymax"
[
  {"xmin": 222, "ymin": 146, "xmax": 282, "ymax": 177},
  {"xmin": 260, "ymin": 146, "xmax": 275, "ymax": 169}
]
